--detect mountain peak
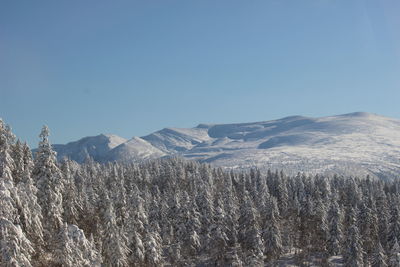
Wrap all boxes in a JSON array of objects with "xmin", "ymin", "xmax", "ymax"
[{"xmin": 47, "ymin": 112, "xmax": 400, "ymax": 179}]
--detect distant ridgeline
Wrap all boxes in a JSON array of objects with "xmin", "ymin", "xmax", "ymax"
[
  {"xmin": 43, "ymin": 112, "xmax": 400, "ymax": 179},
  {"xmin": 2, "ymin": 119, "xmax": 400, "ymax": 266}
]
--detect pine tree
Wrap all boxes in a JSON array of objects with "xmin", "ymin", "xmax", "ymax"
[
  {"xmin": 144, "ymin": 230, "xmax": 164, "ymax": 267},
  {"xmin": 358, "ymin": 198, "xmax": 379, "ymax": 264},
  {"xmin": 209, "ymin": 199, "xmax": 230, "ymax": 265},
  {"xmin": 195, "ymin": 186, "xmax": 214, "ymax": 249},
  {"xmin": 61, "ymin": 160, "xmax": 82, "ymax": 225},
  {"xmin": 0, "ymin": 218, "xmax": 34, "ymax": 267},
  {"xmin": 101, "ymin": 202, "xmax": 129, "ymax": 267},
  {"xmin": 106, "ymin": 164, "xmax": 127, "ymax": 226},
  {"xmin": 371, "ymin": 242, "xmax": 388, "ymax": 267},
  {"xmin": 15, "ymin": 142, "xmax": 44, "ymax": 262},
  {"xmin": 238, "ymin": 192, "xmax": 264, "ymax": 266},
  {"xmin": 327, "ymin": 198, "xmax": 342, "ymax": 256},
  {"xmin": 56, "ymin": 223, "xmax": 101, "ymax": 267},
  {"xmin": 314, "ymin": 198, "xmax": 329, "ymax": 255},
  {"xmin": 262, "ymin": 196, "xmax": 282, "ymax": 261},
  {"xmin": 10, "ymin": 139, "xmax": 24, "ymax": 184},
  {"xmin": 32, "ymin": 125, "xmax": 64, "ymax": 254},
  {"xmin": 388, "ymin": 202, "xmax": 400, "ymax": 250},
  {"xmin": 343, "ymin": 224, "xmax": 364, "ymax": 267},
  {"xmin": 376, "ymin": 184, "xmax": 390, "ymax": 250},
  {"xmin": 389, "ymin": 238, "xmax": 400, "ymax": 267},
  {"xmin": 128, "ymin": 230, "xmax": 145, "ymax": 266},
  {"xmin": 0, "ymin": 119, "xmax": 34, "ymax": 266},
  {"xmin": 225, "ymin": 243, "xmax": 244, "ymax": 267}
]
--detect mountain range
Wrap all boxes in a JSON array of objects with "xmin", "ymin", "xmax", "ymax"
[{"xmin": 45, "ymin": 112, "xmax": 400, "ymax": 179}]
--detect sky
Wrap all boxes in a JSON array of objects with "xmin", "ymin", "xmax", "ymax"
[{"xmin": 1, "ymin": 0, "xmax": 399, "ymax": 147}]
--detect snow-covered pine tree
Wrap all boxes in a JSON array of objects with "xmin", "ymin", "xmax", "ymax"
[
  {"xmin": 327, "ymin": 197, "xmax": 343, "ymax": 256},
  {"xmin": 388, "ymin": 201, "xmax": 400, "ymax": 250},
  {"xmin": 238, "ymin": 192, "xmax": 264, "ymax": 266},
  {"xmin": 371, "ymin": 242, "xmax": 388, "ymax": 267},
  {"xmin": 14, "ymin": 142, "xmax": 44, "ymax": 263},
  {"xmin": 10, "ymin": 139, "xmax": 23, "ymax": 184},
  {"xmin": 388, "ymin": 238, "xmax": 400, "ymax": 267},
  {"xmin": 298, "ymin": 195, "xmax": 314, "ymax": 256},
  {"xmin": 32, "ymin": 125, "xmax": 64, "ymax": 257},
  {"xmin": 128, "ymin": 229, "xmax": 145, "ymax": 266},
  {"xmin": 0, "ymin": 218, "xmax": 34, "ymax": 267},
  {"xmin": 0, "ymin": 119, "xmax": 34, "ymax": 266},
  {"xmin": 358, "ymin": 198, "xmax": 379, "ymax": 265},
  {"xmin": 375, "ymin": 185, "xmax": 390, "ymax": 250},
  {"xmin": 61, "ymin": 159, "xmax": 82, "ymax": 225},
  {"xmin": 106, "ymin": 164, "xmax": 127, "ymax": 226},
  {"xmin": 343, "ymin": 224, "xmax": 364, "ymax": 267},
  {"xmin": 144, "ymin": 230, "xmax": 164, "ymax": 267},
  {"xmin": 225, "ymin": 243, "xmax": 244, "ymax": 267},
  {"xmin": 262, "ymin": 196, "xmax": 282, "ymax": 261},
  {"xmin": 56, "ymin": 223, "xmax": 101, "ymax": 267},
  {"xmin": 101, "ymin": 201, "xmax": 130, "ymax": 267},
  {"xmin": 314, "ymin": 198, "xmax": 329, "ymax": 256},
  {"xmin": 195, "ymin": 185, "xmax": 214, "ymax": 250},
  {"xmin": 209, "ymin": 196, "xmax": 230, "ymax": 266}
]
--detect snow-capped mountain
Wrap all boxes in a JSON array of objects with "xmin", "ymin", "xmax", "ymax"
[
  {"xmin": 49, "ymin": 134, "xmax": 127, "ymax": 163},
  {"xmin": 49, "ymin": 112, "xmax": 400, "ymax": 178},
  {"xmin": 105, "ymin": 137, "xmax": 166, "ymax": 162}
]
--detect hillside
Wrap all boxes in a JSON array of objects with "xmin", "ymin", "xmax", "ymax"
[{"xmin": 48, "ymin": 112, "xmax": 400, "ymax": 178}]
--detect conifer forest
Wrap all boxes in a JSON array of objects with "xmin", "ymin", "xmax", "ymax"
[{"xmin": 1, "ymin": 119, "xmax": 400, "ymax": 267}]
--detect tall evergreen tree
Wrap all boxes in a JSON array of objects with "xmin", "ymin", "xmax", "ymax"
[
  {"xmin": 101, "ymin": 202, "xmax": 129, "ymax": 267},
  {"xmin": 238, "ymin": 192, "xmax": 264, "ymax": 266},
  {"xmin": 262, "ymin": 196, "xmax": 282, "ymax": 261},
  {"xmin": 388, "ymin": 238, "xmax": 400, "ymax": 267},
  {"xmin": 15, "ymin": 142, "xmax": 44, "ymax": 263},
  {"xmin": 32, "ymin": 125, "xmax": 64, "ymax": 254},
  {"xmin": 0, "ymin": 120, "xmax": 34, "ymax": 266},
  {"xmin": 61, "ymin": 160, "xmax": 82, "ymax": 225},
  {"xmin": 388, "ymin": 201, "xmax": 400, "ymax": 250},
  {"xmin": 327, "ymin": 198, "xmax": 343, "ymax": 256},
  {"xmin": 343, "ymin": 224, "xmax": 364, "ymax": 267},
  {"xmin": 371, "ymin": 242, "xmax": 388, "ymax": 267}
]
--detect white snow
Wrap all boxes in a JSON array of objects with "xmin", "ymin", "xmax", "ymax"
[
  {"xmin": 106, "ymin": 137, "xmax": 166, "ymax": 162},
  {"xmin": 49, "ymin": 112, "xmax": 400, "ymax": 178}
]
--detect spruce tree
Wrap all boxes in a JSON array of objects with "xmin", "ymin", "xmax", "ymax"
[
  {"xmin": 388, "ymin": 202, "xmax": 400, "ymax": 250},
  {"xmin": 15, "ymin": 142, "xmax": 44, "ymax": 262},
  {"xmin": 238, "ymin": 192, "xmax": 264, "ymax": 266},
  {"xmin": 389, "ymin": 238, "xmax": 400, "ymax": 267},
  {"xmin": 371, "ymin": 242, "xmax": 388, "ymax": 267},
  {"xmin": 0, "ymin": 120, "xmax": 34, "ymax": 266},
  {"xmin": 32, "ymin": 125, "xmax": 64, "ymax": 254},
  {"xmin": 327, "ymin": 198, "xmax": 342, "ymax": 256},
  {"xmin": 262, "ymin": 196, "xmax": 282, "ymax": 261},
  {"xmin": 343, "ymin": 224, "xmax": 364, "ymax": 267},
  {"xmin": 101, "ymin": 202, "xmax": 129, "ymax": 267}
]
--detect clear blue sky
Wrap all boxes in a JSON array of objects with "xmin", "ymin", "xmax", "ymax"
[{"xmin": 1, "ymin": 0, "xmax": 399, "ymax": 147}]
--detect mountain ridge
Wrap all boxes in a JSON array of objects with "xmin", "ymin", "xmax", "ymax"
[{"xmin": 42, "ymin": 112, "xmax": 400, "ymax": 179}]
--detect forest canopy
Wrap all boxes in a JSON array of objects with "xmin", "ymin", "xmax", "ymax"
[{"xmin": 1, "ymin": 119, "xmax": 400, "ymax": 266}]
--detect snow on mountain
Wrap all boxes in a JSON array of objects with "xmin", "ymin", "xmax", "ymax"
[
  {"xmin": 186, "ymin": 112, "xmax": 400, "ymax": 178},
  {"xmin": 48, "ymin": 112, "xmax": 400, "ymax": 178},
  {"xmin": 50, "ymin": 134, "xmax": 127, "ymax": 163},
  {"xmin": 105, "ymin": 137, "xmax": 166, "ymax": 162},
  {"xmin": 141, "ymin": 126, "xmax": 212, "ymax": 153}
]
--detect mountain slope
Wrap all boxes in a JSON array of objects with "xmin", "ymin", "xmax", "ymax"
[
  {"xmin": 105, "ymin": 137, "xmax": 166, "ymax": 162},
  {"xmin": 50, "ymin": 134, "xmax": 127, "ymax": 163},
  {"xmin": 47, "ymin": 112, "xmax": 400, "ymax": 178},
  {"xmin": 142, "ymin": 126, "xmax": 212, "ymax": 153},
  {"xmin": 183, "ymin": 112, "xmax": 400, "ymax": 178}
]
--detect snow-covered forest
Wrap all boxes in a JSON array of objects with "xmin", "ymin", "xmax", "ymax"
[{"xmin": 1, "ymin": 119, "xmax": 400, "ymax": 266}]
